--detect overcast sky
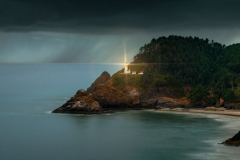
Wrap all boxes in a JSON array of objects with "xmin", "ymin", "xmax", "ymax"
[{"xmin": 0, "ymin": 0, "xmax": 240, "ymax": 63}]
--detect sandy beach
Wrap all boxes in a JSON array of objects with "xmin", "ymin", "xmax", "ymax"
[{"xmin": 152, "ymin": 108, "xmax": 240, "ymax": 117}]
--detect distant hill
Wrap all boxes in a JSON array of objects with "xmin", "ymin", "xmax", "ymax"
[{"xmin": 112, "ymin": 35, "xmax": 240, "ymax": 104}]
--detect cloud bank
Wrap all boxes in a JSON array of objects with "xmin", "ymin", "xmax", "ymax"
[{"xmin": 0, "ymin": 0, "xmax": 240, "ymax": 63}]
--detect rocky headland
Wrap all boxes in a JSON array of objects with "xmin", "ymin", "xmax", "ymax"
[
  {"xmin": 53, "ymin": 70, "xmax": 197, "ymax": 114},
  {"xmin": 53, "ymin": 70, "xmax": 240, "ymax": 114},
  {"xmin": 52, "ymin": 71, "xmax": 146, "ymax": 114},
  {"xmin": 53, "ymin": 36, "xmax": 240, "ymax": 114}
]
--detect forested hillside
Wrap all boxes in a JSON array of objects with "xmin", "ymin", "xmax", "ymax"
[{"xmin": 113, "ymin": 36, "xmax": 240, "ymax": 103}]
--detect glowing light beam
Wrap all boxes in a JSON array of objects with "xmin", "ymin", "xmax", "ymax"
[{"xmin": 123, "ymin": 40, "xmax": 127, "ymax": 63}]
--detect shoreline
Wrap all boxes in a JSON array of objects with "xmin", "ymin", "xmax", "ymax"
[{"xmin": 150, "ymin": 108, "xmax": 240, "ymax": 117}]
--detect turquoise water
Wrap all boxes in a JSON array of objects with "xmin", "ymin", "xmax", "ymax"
[{"xmin": 0, "ymin": 64, "xmax": 239, "ymax": 160}]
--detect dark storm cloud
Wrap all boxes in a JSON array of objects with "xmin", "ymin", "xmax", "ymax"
[
  {"xmin": 1, "ymin": 0, "xmax": 240, "ymax": 63},
  {"xmin": 0, "ymin": 0, "xmax": 240, "ymax": 33}
]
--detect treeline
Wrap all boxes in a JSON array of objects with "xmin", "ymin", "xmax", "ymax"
[{"xmin": 131, "ymin": 35, "xmax": 240, "ymax": 102}]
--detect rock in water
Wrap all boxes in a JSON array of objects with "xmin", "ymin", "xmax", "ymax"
[
  {"xmin": 93, "ymin": 84, "xmax": 140, "ymax": 108},
  {"xmin": 87, "ymin": 71, "xmax": 111, "ymax": 93},
  {"xmin": 222, "ymin": 131, "xmax": 240, "ymax": 146},
  {"xmin": 52, "ymin": 90, "xmax": 102, "ymax": 114}
]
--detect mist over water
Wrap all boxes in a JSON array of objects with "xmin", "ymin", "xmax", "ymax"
[{"xmin": 0, "ymin": 64, "xmax": 239, "ymax": 160}]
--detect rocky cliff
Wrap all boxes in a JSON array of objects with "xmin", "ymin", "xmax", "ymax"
[
  {"xmin": 87, "ymin": 71, "xmax": 110, "ymax": 93},
  {"xmin": 52, "ymin": 90, "xmax": 103, "ymax": 114},
  {"xmin": 53, "ymin": 71, "xmax": 142, "ymax": 114},
  {"xmin": 93, "ymin": 84, "xmax": 140, "ymax": 108},
  {"xmin": 53, "ymin": 70, "xmax": 225, "ymax": 114}
]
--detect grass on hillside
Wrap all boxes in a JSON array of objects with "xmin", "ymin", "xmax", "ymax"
[{"xmin": 112, "ymin": 71, "xmax": 143, "ymax": 90}]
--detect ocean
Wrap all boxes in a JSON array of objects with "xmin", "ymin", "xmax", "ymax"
[{"xmin": 0, "ymin": 64, "xmax": 239, "ymax": 160}]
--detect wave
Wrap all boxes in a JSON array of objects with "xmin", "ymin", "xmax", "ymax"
[
  {"xmin": 189, "ymin": 114, "xmax": 240, "ymax": 160},
  {"xmin": 45, "ymin": 111, "xmax": 52, "ymax": 114}
]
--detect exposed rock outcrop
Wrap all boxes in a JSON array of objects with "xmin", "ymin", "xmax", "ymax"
[
  {"xmin": 123, "ymin": 86, "xmax": 140, "ymax": 97},
  {"xmin": 93, "ymin": 84, "xmax": 140, "ymax": 108},
  {"xmin": 156, "ymin": 97, "xmax": 190, "ymax": 109},
  {"xmin": 52, "ymin": 90, "xmax": 102, "ymax": 114},
  {"xmin": 222, "ymin": 131, "xmax": 240, "ymax": 146},
  {"xmin": 139, "ymin": 97, "xmax": 190, "ymax": 109},
  {"xmin": 87, "ymin": 71, "xmax": 111, "ymax": 93},
  {"xmin": 140, "ymin": 98, "xmax": 158, "ymax": 108},
  {"xmin": 53, "ymin": 81, "xmax": 141, "ymax": 114}
]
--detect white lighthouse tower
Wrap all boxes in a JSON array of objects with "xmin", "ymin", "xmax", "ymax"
[{"xmin": 124, "ymin": 62, "xmax": 131, "ymax": 74}]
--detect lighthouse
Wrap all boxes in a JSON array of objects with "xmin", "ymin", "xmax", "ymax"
[{"xmin": 124, "ymin": 62, "xmax": 131, "ymax": 74}]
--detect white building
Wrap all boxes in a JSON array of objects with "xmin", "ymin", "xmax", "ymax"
[
  {"xmin": 124, "ymin": 62, "xmax": 131, "ymax": 74},
  {"xmin": 138, "ymin": 70, "xmax": 144, "ymax": 74}
]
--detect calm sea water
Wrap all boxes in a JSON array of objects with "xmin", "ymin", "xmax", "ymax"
[{"xmin": 0, "ymin": 64, "xmax": 239, "ymax": 160}]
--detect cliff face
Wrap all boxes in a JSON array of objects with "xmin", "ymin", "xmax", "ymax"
[
  {"xmin": 156, "ymin": 97, "xmax": 190, "ymax": 108},
  {"xmin": 52, "ymin": 90, "xmax": 102, "ymax": 114},
  {"xmin": 93, "ymin": 84, "xmax": 139, "ymax": 108},
  {"xmin": 53, "ymin": 71, "xmax": 142, "ymax": 114},
  {"xmin": 53, "ymin": 70, "xmax": 198, "ymax": 114},
  {"xmin": 87, "ymin": 71, "xmax": 111, "ymax": 93}
]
